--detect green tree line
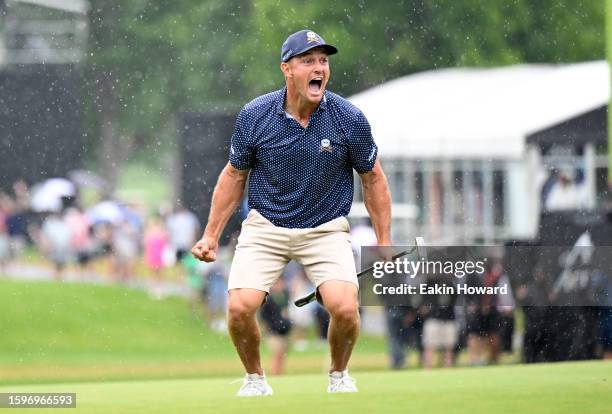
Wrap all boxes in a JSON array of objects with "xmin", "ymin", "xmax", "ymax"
[{"xmin": 83, "ymin": 0, "xmax": 605, "ymax": 189}]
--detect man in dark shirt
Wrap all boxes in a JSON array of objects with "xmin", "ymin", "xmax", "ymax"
[
  {"xmin": 192, "ymin": 29, "xmax": 391, "ymax": 396},
  {"xmin": 421, "ymin": 273, "xmax": 458, "ymax": 368}
]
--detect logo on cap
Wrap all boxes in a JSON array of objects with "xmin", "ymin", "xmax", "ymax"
[{"xmin": 306, "ymin": 31, "xmax": 320, "ymax": 44}]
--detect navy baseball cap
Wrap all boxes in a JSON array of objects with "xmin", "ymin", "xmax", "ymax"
[{"xmin": 281, "ymin": 29, "xmax": 338, "ymax": 62}]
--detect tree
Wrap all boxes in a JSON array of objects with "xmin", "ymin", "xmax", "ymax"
[
  {"xmin": 85, "ymin": 0, "xmax": 251, "ymax": 193},
  {"xmin": 228, "ymin": 0, "xmax": 604, "ymax": 98},
  {"xmin": 83, "ymin": 0, "xmax": 605, "ymax": 193}
]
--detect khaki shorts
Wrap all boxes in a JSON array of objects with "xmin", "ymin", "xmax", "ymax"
[
  {"xmin": 228, "ymin": 209, "xmax": 358, "ymax": 293},
  {"xmin": 423, "ymin": 319, "xmax": 458, "ymax": 349}
]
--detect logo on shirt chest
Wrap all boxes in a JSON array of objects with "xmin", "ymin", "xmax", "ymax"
[{"xmin": 319, "ymin": 138, "xmax": 333, "ymax": 153}]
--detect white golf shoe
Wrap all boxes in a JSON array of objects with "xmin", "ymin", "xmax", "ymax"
[
  {"xmin": 328, "ymin": 370, "xmax": 358, "ymax": 393},
  {"xmin": 236, "ymin": 373, "xmax": 273, "ymax": 397}
]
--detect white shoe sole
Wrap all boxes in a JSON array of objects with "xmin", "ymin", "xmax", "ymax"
[{"xmin": 237, "ymin": 386, "xmax": 273, "ymax": 397}]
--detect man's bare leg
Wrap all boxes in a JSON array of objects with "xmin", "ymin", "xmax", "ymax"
[
  {"xmin": 227, "ymin": 288, "xmax": 267, "ymax": 375},
  {"xmin": 318, "ymin": 280, "xmax": 360, "ymax": 372}
]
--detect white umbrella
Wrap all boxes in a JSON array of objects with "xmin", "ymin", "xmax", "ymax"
[
  {"xmin": 30, "ymin": 178, "xmax": 76, "ymax": 212},
  {"xmin": 87, "ymin": 200, "xmax": 124, "ymax": 224}
]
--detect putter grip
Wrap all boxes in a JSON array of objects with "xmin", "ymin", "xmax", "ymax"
[{"xmin": 294, "ymin": 291, "xmax": 316, "ymax": 307}]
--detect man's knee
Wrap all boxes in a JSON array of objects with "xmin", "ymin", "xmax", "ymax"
[
  {"xmin": 227, "ymin": 289, "xmax": 265, "ymax": 323},
  {"xmin": 318, "ymin": 280, "xmax": 359, "ymax": 323},
  {"xmin": 325, "ymin": 299, "xmax": 359, "ymax": 323},
  {"xmin": 227, "ymin": 301, "xmax": 252, "ymax": 323}
]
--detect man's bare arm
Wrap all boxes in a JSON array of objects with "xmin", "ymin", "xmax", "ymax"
[
  {"xmin": 359, "ymin": 157, "xmax": 392, "ymax": 245},
  {"xmin": 192, "ymin": 162, "xmax": 249, "ymax": 262}
]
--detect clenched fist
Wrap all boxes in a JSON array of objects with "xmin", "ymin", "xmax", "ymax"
[{"xmin": 191, "ymin": 236, "xmax": 218, "ymax": 262}]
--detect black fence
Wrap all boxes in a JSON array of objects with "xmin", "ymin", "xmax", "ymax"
[
  {"xmin": 0, "ymin": 65, "xmax": 83, "ymax": 190},
  {"xmin": 178, "ymin": 112, "xmax": 243, "ymax": 244}
]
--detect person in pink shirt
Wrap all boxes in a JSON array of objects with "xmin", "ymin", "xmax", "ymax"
[
  {"xmin": 144, "ymin": 214, "xmax": 168, "ymax": 298},
  {"xmin": 64, "ymin": 207, "xmax": 93, "ymax": 278}
]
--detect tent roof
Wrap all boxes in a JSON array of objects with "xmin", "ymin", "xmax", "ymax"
[
  {"xmin": 8, "ymin": 0, "xmax": 89, "ymax": 14},
  {"xmin": 348, "ymin": 61, "xmax": 609, "ymax": 159}
]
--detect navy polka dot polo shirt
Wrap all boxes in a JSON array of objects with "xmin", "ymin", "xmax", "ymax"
[{"xmin": 229, "ymin": 87, "xmax": 378, "ymax": 229}]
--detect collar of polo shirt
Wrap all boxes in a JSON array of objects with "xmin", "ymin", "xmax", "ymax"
[{"xmin": 276, "ymin": 87, "xmax": 328, "ymax": 117}]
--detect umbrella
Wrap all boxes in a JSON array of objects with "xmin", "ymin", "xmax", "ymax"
[
  {"xmin": 30, "ymin": 178, "xmax": 76, "ymax": 212},
  {"xmin": 87, "ymin": 200, "xmax": 125, "ymax": 225}
]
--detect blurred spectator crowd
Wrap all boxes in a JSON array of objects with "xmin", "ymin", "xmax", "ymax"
[
  {"xmin": 383, "ymin": 259, "xmax": 612, "ymax": 370},
  {"xmin": 0, "ymin": 177, "xmax": 200, "ymax": 292}
]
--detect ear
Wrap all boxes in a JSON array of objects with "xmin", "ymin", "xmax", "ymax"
[{"xmin": 280, "ymin": 61, "xmax": 292, "ymax": 78}]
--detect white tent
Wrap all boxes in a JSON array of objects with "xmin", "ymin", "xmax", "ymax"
[
  {"xmin": 7, "ymin": 0, "xmax": 89, "ymax": 14},
  {"xmin": 349, "ymin": 61, "xmax": 609, "ymax": 160}
]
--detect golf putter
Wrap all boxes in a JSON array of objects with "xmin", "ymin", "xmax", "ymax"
[{"xmin": 293, "ymin": 237, "xmax": 427, "ymax": 307}]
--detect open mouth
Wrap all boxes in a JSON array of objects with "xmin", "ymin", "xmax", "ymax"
[{"xmin": 308, "ymin": 78, "xmax": 323, "ymax": 94}]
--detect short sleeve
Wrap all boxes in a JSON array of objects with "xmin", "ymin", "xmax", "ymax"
[
  {"xmin": 229, "ymin": 108, "xmax": 254, "ymax": 170},
  {"xmin": 348, "ymin": 111, "xmax": 378, "ymax": 174}
]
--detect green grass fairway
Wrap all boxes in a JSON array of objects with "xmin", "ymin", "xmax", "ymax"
[
  {"xmin": 2, "ymin": 279, "xmax": 609, "ymax": 413},
  {"xmin": 0, "ymin": 361, "xmax": 610, "ymax": 413},
  {"xmin": 0, "ymin": 278, "xmax": 389, "ymax": 384}
]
